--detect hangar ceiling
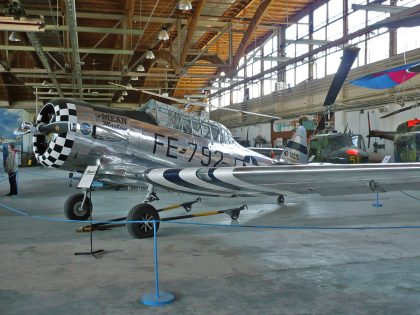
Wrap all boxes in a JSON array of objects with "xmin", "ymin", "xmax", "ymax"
[{"xmin": 0, "ymin": 0, "xmax": 319, "ymax": 110}]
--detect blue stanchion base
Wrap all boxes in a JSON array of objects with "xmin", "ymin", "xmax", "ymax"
[
  {"xmin": 141, "ymin": 291, "xmax": 174, "ymax": 306},
  {"xmin": 372, "ymin": 202, "xmax": 383, "ymax": 207}
]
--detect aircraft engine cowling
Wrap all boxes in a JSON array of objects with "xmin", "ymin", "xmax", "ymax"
[{"xmin": 33, "ymin": 101, "xmax": 77, "ymax": 168}]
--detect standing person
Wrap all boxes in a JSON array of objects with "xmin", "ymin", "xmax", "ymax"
[{"xmin": 5, "ymin": 144, "xmax": 18, "ymax": 196}]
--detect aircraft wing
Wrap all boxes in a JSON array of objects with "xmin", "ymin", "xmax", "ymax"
[{"xmin": 143, "ymin": 163, "xmax": 420, "ymax": 197}]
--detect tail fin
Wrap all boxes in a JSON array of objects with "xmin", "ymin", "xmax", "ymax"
[{"xmin": 281, "ymin": 125, "xmax": 308, "ymax": 164}]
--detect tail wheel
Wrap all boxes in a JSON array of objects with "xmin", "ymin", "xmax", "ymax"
[
  {"xmin": 127, "ymin": 203, "xmax": 160, "ymax": 239},
  {"xmin": 64, "ymin": 193, "xmax": 92, "ymax": 220},
  {"xmin": 277, "ymin": 194, "xmax": 285, "ymax": 204}
]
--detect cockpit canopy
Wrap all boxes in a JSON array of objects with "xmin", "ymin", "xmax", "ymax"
[{"xmin": 139, "ymin": 99, "xmax": 235, "ymax": 144}]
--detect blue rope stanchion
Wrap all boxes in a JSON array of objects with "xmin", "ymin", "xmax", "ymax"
[
  {"xmin": 372, "ymin": 192, "xmax": 383, "ymax": 208},
  {"xmin": 141, "ymin": 221, "xmax": 174, "ymax": 306}
]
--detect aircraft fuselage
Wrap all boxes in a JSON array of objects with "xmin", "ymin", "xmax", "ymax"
[{"xmin": 33, "ymin": 98, "xmax": 273, "ymax": 184}]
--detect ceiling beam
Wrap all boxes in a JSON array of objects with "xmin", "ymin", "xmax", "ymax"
[
  {"xmin": 228, "ymin": 0, "xmax": 273, "ymax": 75},
  {"xmin": 180, "ymin": 0, "xmax": 208, "ymax": 69},
  {"xmin": 44, "ymin": 25, "xmax": 145, "ymax": 35},
  {"xmin": 17, "ymin": 8, "xmax": 278, "ymax": 28},
  {"xmin": 12, "ymin": 68, "xmax": 226, "ymax": 79},
  {"xmin": 0, "ymin": 45, "xmax": 134, "ymax": 55}
]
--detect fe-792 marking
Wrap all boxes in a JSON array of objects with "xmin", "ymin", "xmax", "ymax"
[{"xmin": 154, "ymin": 132, "xmax": 225, "ymax": 167}]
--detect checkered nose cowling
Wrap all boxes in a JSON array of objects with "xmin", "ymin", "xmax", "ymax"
[{"xmin": 33, "ymin": 101, "xmax": 77, "ymax": 168}]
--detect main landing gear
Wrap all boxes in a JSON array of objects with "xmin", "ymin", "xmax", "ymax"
[{"xmin": 75, "ymin": 197, "xmax": 247, "ymax": 239}]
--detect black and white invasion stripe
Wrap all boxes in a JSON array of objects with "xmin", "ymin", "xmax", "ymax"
[{"xmin": 144, "ymin": 167, "xmax": 279, "ymax": 196}]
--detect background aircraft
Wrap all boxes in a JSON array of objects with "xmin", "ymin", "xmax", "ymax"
[
  {"xmin": 306, "ymin": 47, "xmax": 369, "ymax": 164},
  {"xmin": 355, "ymin": 62, "xmax": 420, "ymax": 162},
  {"xmin": 367, "ymin": 113, "xmax": 420, "ymax": 162}
]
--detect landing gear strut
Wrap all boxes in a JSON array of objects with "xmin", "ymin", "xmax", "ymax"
[{"xmin": 144, "ymin": 184, "xmax": 159, "ymax": 203}]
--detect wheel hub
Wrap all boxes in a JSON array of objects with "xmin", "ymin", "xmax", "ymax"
[
  {"xmin": 140, "ymin": 213, "xmax": 154, "ymax": 232},
  {"xmin": 74, "ymin": 201, "xmax": 88, "ymax": 217}
]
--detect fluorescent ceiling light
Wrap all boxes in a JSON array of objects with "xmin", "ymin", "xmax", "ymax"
[
  {"xmin": 8, "ymin": 31, "xmax": 20, "ymax": 42},
  {"xmin": 136, "ymin": 64, "xmax": 145, "ymax": 72},
  {"xmin": 0, "ymin": 64, "xmax": 5, "ymax": 72},
  {"xmin": 158, "ymin": 27, "xmax": 169, "ymax": 41},
  {"xmin": 122, "ymin": 91, "xmax": 128, "ymax": 96},
  {"xmin": 42, "ymin": 80, "xmax": 49, "ymax": 86},
  {"xmin": 48, "ymin": 88, "xmax": 54, "ymax": 94},
  {"xmin": 178, "ymin": 0, "xmax": 192, "ymax": 10},
  {"xmin": 126, "ymin": 83, "xmax": 132, "ymax": 89},
  {"xmin": 132, "ymin": 76, "xmax": 139, "ymax": 81},
  {"xmin": 145, "ymin": 49, "xmax": 155, "ymax": 60}
]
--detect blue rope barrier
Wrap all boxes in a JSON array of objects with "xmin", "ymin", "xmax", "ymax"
[
  {"xmin": 24, "ymin": 171, "xmax": 69, "ymax": 180},
  {"xmin": 1, "ymin": 200, "xmax": 420, "ymax": 231}
]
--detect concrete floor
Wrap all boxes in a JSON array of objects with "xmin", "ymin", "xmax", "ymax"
[{"xmin": 1, "ymin": 167, "xmax": 420, "ymax": 314}]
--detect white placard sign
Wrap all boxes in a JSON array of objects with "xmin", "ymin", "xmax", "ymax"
[
  {"xmin": 77, "ymin": 165, "xmax": 99, "ymax": 189},
  {"xmin": 381, "ymin": 155, "xmax": 391, "ymax": 164}
]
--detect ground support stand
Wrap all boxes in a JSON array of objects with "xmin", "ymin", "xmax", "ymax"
[
  {"xmin": 76, "ymin": 200, "xmax": 246, "ymax": 233},
  {"xmin": 74, "ymin": 188, "xmax": 104, "ymax": 257},
  {"xmin": 141, "ymin": 221, "xmax": 174, "ymax": 306},
  {"xmin": 372, "ymin": 192, "xmax": 383, "ymax": 208}
]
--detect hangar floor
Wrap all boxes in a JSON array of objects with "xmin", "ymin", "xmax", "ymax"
[{"xmin": 1, "ymin": 167, "xmax": 420, "ymax": 314}]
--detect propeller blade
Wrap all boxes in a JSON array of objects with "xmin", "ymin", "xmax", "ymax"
[
  {"xmin": 37, "ymin": 122, "xmax": 75, "ymax": 134},
  {"xmin": 315, "ymin": 47, "xmax": 360, "ymax": 133},
  {"xmin": 380, "ymin": 104, "xmax": 417, "ymax": 119},
  {"xmin": 14, "ymin": 128, "xmax": 30, "ymax": 136},
  {"xmin": 14, "ymin": 122, "xmax": 36, "ymax": 136}
]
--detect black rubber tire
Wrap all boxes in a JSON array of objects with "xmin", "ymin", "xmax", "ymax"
[
  {"xmin": 64, "ymin": 193, "xmax": 92, "ymax": 220},
  {"xmin": 126, "ymin": 203, "xmax": 160, "ymax": 239},
  {"xmin": 277, "ymin": 194, "xmax": 285, "ymax": 204}
]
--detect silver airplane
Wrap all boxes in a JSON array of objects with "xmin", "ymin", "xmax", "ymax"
[{"xmin": 16, "ymin": 98, "xmax": 309, "ymax": 238}]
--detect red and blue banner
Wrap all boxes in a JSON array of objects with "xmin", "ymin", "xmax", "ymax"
[{"xmin": 351, "ymin": 62, "xmax": 420, "ymax": 90}]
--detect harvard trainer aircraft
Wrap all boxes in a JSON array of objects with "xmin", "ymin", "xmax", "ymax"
[
  {"xmin": 15, "ymin": 96, "xmax": 309, "ymax": 238},
  {"xmin": 14, "ymin": 96, "xmax": 420, "ymax": 239}
]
